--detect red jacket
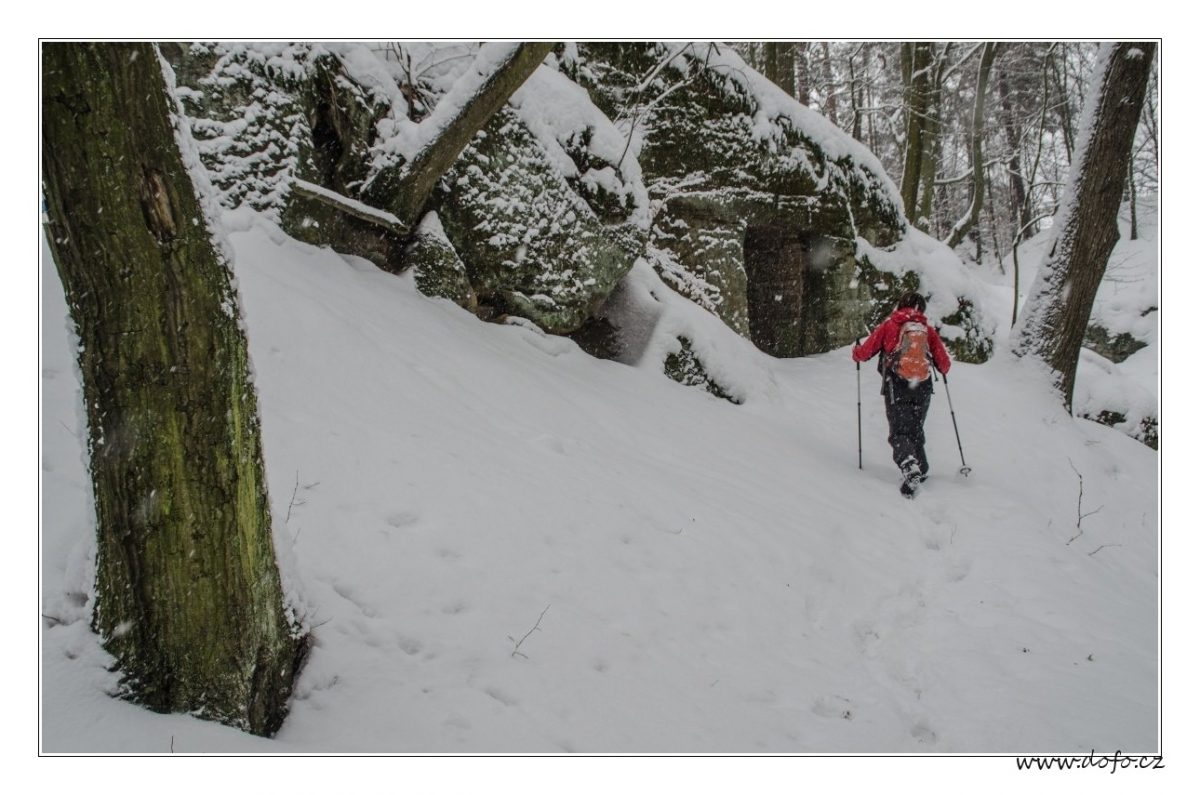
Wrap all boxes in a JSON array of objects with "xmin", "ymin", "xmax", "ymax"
[{"xmin": 852, "ymin": 307, "xmax": 952, "ymax": 375}]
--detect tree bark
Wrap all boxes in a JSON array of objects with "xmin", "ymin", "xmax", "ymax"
[
  {"xmin": 997, "ymin": 67, "xmax": 1032, "ymax": 241},
  {"xmin": 1128, "ymin": 155, "xmax": 1138, "ymax": 241},
  {"xmin": 945, "ymin": 42, "xmax": 999, "ymax": 250},
  {"xmin": 1013, "ymin": 42, "xmax": 1156, "ymax": 411},
  {"xmin": 917, "ymin": 44, "xmax": 952, "ymax": 234},
  {"xmin": 899, "ymin": 42, "xmax": 933, "ymax": 224},
  {"xmin": 361, "ymin": 42, "xmax": 555, "ymax": 232},
  {"xmin": 1053, "ymin": 46, "xmax": 1076, "ymax": 164},
  {"xmin": 764, "ymin": 42, "xmax": 797, "ymax": 98},
  {"xmin": 41, "ymin": 42, "xmax": 307, "ymax": 736},
  {"xmin": 820, "ymin": 42, "xmax": 839, "ymax": 126},
  {"xmin": 1141, "ymin": 67, "xmax": 1159, "ymax": 167},
  {"xmin": 795, "ymin": 42, "xmax": 811, "ymax": 107},
  {"xmin": 848, "ymin": 47, "xmax": 863, "ymax": 141}
]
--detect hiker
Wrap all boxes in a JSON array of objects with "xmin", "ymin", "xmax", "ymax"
[{"xmin": 852, "ymin": 292, "xmax": 952, "ymax": 496}]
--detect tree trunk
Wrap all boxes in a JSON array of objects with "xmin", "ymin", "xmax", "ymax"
[
  {"xmin": 848, "ymin": 48, "xmax": 863, "ymax": 141},
  {"xmin": 1013, "ymin": 42, "xmax": 1155, "ymax": 411},
  {"xmin": 41, "ymin": 42, "xmax": 308, "ymax": 736},
  {"xmin": 820, "ymin": 42, "xmax": 839, "ymax": 126},
  {"xmin": 795, "ymin": 42, "xmax": 811, "ymax": 107},
  {"xmin": 945, "ymin": 42, "xmax": 999, "ymax": 250},
  {"xmin": 918, "ymin": 44, "xmax": 955, "ymax": 235},
  {"xmin": 1141, "ymin": 66, "xmax": 1159, "ymax": 167},
  {"xmin": 362, "ymin": 42, "xmax": 555, "ymax": 232},
  {"xmin": 1053, "ymin": 46, "xmax": 1076, "ymax": 164},
  {"xmin": 986, "ymin": 165, "xmax": 1004, "ymax": 269},
  {"xmin": 763, "ymin": 43, "xmax": 796, "ymax": 97},
  {"xmin": 1128, "ymin": 155, "xmax": 1139, "ymax": 241},
  {"xmin": 900, "ymin": 42, "xmax": 933, "ymax": 223},
  {"xmin": 764, "ymin": 43, "xmax": 779, "ymax": 88},
  {"xmin": 997, "ymin": 67, "xmax": 1032, "ymax": 240}
]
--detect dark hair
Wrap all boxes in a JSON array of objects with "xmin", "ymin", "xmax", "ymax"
[{"xmin": 897, "ymin": 291, "xmax": 927, "ymax": 312}]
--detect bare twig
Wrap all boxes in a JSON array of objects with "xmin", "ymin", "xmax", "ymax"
[
  {"xmin": 286, "ymin": 470, "xmax": 303, "ymax": 524},
  {"xmin": 1088, "ymin": 544, "xmax": 1123, "ymax": 557},
  {"xmin": 1066, "ymin": 459, "xmax": 1103, "ymax": 544},
  {"xmin": 285, "ymin": 471, "xmax": 320, "ymax": 524},
  {"xmin": 508, "ymin": 604, "xmax": 551, "ymax": 659}
]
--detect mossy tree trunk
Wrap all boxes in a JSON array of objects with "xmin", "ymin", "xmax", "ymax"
[
  {"xmin": 1013, "ymin": 42, "xmax": 1155, "ymax": 412},
  {"xmin": 42, "ymin": 42, "xmax": 308, "ymax": 736}
]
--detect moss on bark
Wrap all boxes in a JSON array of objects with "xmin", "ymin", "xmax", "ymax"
[{"xmin": 42, "ymin": 42, "xmax": 307, "ymax": 737}]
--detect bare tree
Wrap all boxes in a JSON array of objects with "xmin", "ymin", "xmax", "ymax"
[
  {"xmin": 945, "ymin": 42, "xmax": 999, "ymax": 250},
  {"xmin": 1013, "ymin": 42, "xmax": 1156, "ymax": 411}
]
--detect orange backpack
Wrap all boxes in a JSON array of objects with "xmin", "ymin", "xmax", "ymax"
[{"xmin": 889, "ymin": 321, "xmax": 932, "ymax": 383}]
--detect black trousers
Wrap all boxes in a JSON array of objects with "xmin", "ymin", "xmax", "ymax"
[{"xmin": 883, "ymin": 372, "xmax": 933, "ymax": 475}]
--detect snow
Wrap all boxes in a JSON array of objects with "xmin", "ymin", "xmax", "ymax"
[
  {"xmin": 367, "ymin": 43, "xmax": 531, "ymax": 178},
  {"xmin": 987, "ymin": 200, "xmax": 1158, "ymax": 445},
  {"xmin": 858, "ymin": 226, "xmax": 1002, "ymax": 338},
  {"xmin": 1014, "ymin": 43, "xmax": 1116, "ymax": 347},
  {"xmin": 42, "ymin": 207, "xmax": 1158, "ymax": 757},
  {"xmin": 293, "ymin": 178, "xmax": 405, "ymax": 228},
  {"xmin": 511, "ymin": 65, "xmax": 651, "ymax": 231},
  {"xmin": 157, "ymin": 46, "xmax": 236, "ymax": 266},
  {"xmin": 676, "ymin": 43, "xmax": 904, "ymax": 213}
]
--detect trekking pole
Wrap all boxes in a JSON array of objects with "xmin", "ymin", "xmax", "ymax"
[
  {"xmin": 855, "ymin": 339, "xmax": 863, "ymax": 470},
  {"xmin": 938, "ymin": 371, "xmax": 971, "ymax": 477}
]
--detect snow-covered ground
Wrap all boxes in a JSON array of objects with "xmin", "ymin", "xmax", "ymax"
[{"xmin": 42, "ymin": 202, "xmax": 1158, "ymax": 758}]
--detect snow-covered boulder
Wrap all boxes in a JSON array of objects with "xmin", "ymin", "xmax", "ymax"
[
  {"xmin": 566, "ymin": 43, "xmax": 991, "ymax": 362},
  {"xmin": 433, "ymin": 105, "xmax": 640, "ymax": 334},
  {"xmin": 166, "ymin": 41, "xmax": 991, "ymax": 362},
  {"xmin": 404, "ymin": 213, "xmax": 478, "ymax": 312},
  {"xmin": 169, "ymin": 43, "xmax": 644, "ymax": 334},
  {"xmin": 165, "ymin": 43, "xmax": 411, "ymax": 271}
]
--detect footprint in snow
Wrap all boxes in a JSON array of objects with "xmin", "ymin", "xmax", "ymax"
[
  {"xmin": 945, "ymin": 556, "xmax": 972, "ymax": 583},
  {"xmin": 385, "ymin": 510, "xmax": 421, "ymax": 528},
  {"xmin": 911, "ymin": 723, "xmax": 938, "ymax": 745},
  {"xmin": 811, "ymin": 695, "xmax": 854, "ymax": 721},
  {"xmin": 395, "ymin": 634, "xmax": 423, "ymax": 656},
  {"xmin": 484, "ymin": 686, "xmax": 518, "ymax": 707},
  {"xmin": 331, "ymin": 581, "xmax": 379, "ymax": 618},
  {"xmin": 441, "ymin": 599, "xmax": 470, "ymax": 615}
]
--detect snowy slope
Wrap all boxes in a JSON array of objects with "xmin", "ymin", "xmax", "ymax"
[
  {"xmin": 40, "ymin": 205, "xmax": 1157, "ymax": 755},
  {"xmin": 990, "ymin": 202, "xmax": 1159, "ymax": 445}
]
